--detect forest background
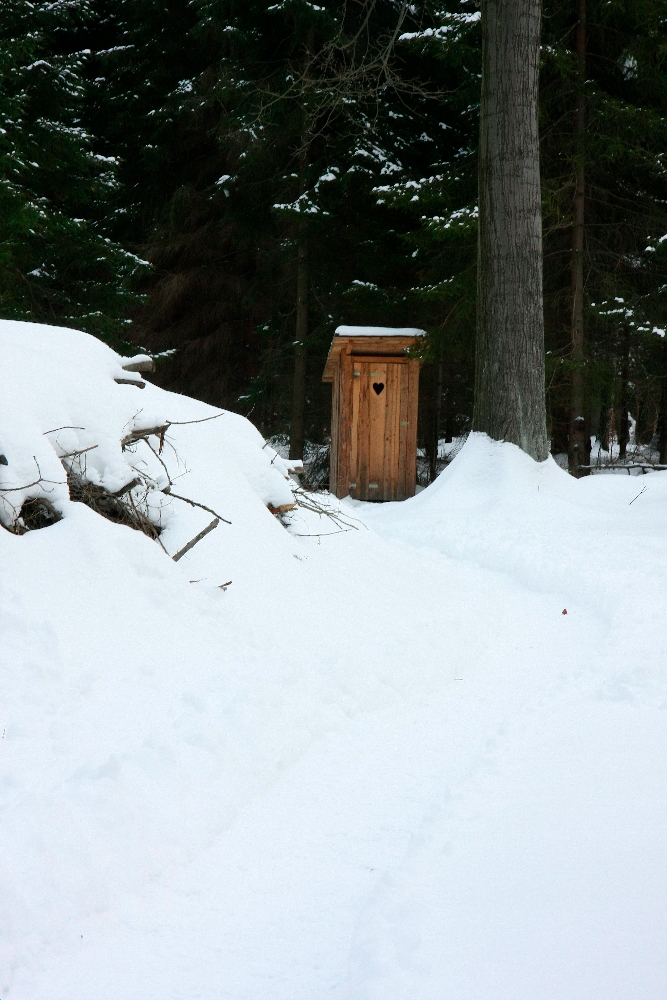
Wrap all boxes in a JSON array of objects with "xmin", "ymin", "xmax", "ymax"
[{"xmin": 2, "ymin": 0, "xmax": 667, "ymax": 479}]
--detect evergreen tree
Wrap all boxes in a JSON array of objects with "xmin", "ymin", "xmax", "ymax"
[
  {"xmin": 541, "ymin": 0, "xmax": 667, "ymax": 467},
  {"xmin": 87, "ymin": 1, "xmax": 477, "ymax": 450},
  {"xmin": 0, "ymin": 0, "xmax": 144, "ymax": 344}
]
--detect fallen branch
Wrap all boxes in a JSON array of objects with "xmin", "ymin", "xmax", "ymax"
[
  {"xmin": 579, "ymin": 463, "xmax": 667, "ymax": 474},
  {"xmin": 112, "ymin": 477, "xmax": 141, "ymax": 498},
  {"xmin": 166, "ymin": 412, "xmax": 226, "ymax": 427},
  {"xmin": 164, "ymin": 490, "xmax": 231, "ymax": 524},
  {"xmin": 43, "ymin": 425, "xmax": 86, "ymax": 435},
  {"xmin": 121, "ymin": 424, "xmax": 169, "ymax": 448},
  {"xmin": 114, "ymin": 378, "xmax": 145, "ymax": 388},
  {"xmin": 121, "ymin": 356, "xmax": 155, "ymax": 373},
  {"xmin": 59, "ymin": 444, "xmax": 99, "ymax": 459},
  {"xmin": 172, "ymin": 518, "xmax": 220, "ymax": 562}
]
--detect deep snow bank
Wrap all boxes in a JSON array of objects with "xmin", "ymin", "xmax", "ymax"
[
  {"xmin": 1, "ymin": 330, "xmax": 666, "ymax": 1000},
  {"xmin": 0, "ymin": 318, "xmax": 299, "ymax": 577}
]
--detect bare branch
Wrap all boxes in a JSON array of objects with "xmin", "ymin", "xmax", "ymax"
[
  {"xmin": 172, "ymin": 518, "xmax": 220, "ymax": 562},
  {"xmin": 166, "ymin": 412, "xmax": 226, "ymax": 427},
  {"xmin": 59, "ymin": 445, "xmax": 99, "ymax": 459},
  {"xmin": 43, "ymin": 426, "xmax": 86, "ymax": 435},
  {"xmin": 0, "ymin": 456, "xmax": 64, "ymax": 493},
  {"xmin": 142, "ymin": 437, "xmax": 173, "ymax": 485},
  {"xmin": 164, "ymin": 489, "xmax": 231, "ymax": 525}
]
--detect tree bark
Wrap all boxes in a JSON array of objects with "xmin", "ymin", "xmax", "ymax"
[
  {"xmin": 568, "ymin": 0, "xmax": 588, "ymax": 476},
  {"xmin": 597, "ymin": 393, "xmax": 610, "ymax": 453},
  {"xmin": 289, "ymin": 238, "xmax": 308, "ymax": 461},
  {"xmin": 618, "ymin": 326, "xmax": 631, "ymax": 460},
  {"xmin": 659, "ymin": 362, "xmax": 667, "ymax": 464},
  {"xmin": 473, "ymin": 0, "xmax": 549, "ymax": 462},
  {"xmin": 288, "ymin": 29, "xmax": 315, "ymax": 464}
]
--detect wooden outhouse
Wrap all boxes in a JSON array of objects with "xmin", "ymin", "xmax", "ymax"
[{"xmin": 322, "ymin": 325, "xmax": 425, "ymax": 501}]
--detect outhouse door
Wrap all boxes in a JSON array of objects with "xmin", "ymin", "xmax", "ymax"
[{"xmin": 347, "ymin": 357, "xmax": 418, "ymax": 501}]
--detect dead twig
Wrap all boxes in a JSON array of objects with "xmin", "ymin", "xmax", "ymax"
[
  {"xmin": 166, "ymin": 412, "xmax": 226, "ymax": 427},
  {"xmin": 172, "ymin": 518, "xmax": 220, "ymax": 562},
  {"xmin": 0, "ymin": 457, "xmax": 64, "ymax": 492},
  {"xmin": 59, "ymin": 445, "xmax": 99, "ymax": 459},
  {"xmin": 121, "ymin": 412, "xmax": 224, "ymax": 453},
  {"xmin": 289, "ymin": 486, "xmax": 364, "ymax": 532},
  {"xmin": 43, "ymin": 425, "xmax": 86, "ymax": 435},
  {"xmin": 164, "ymin": 490, "xmax": 231, "ymax": 524},
  {"xmin": 289, "ymin": 527, "xmax": 356, "ymax": 537},
  {"xmin": 142, "ymin": 437, "xmax": 173, "ymax": 484}
]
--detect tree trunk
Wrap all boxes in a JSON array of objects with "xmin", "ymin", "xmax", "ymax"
[
  {"xmin": 659, "ymin": 365, "xmax": 667, "ymax": 464},
  {"xmin": 289, "ymin": 239, "xmax": 308, "ymax": 461},
  {"xmin": 568, "ymin": 0, "xmax": 588, "ymax": 476},
  {"xmin": 473, "ymin": 0, "xmax": 548, "ymax": 462},
  {"xmin": 597, "ymin": 388, "xmax": 610, "ymax": 453},
  {"xmin": 618, "ymin": 326, "xmax": 631, "ymax": 460},
  {"xmin": 288, "ymin": 31, "xmax": 314, "ymax": 464}
]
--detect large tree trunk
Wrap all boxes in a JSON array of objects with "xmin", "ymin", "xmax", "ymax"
[
  {"xmin": 568, "ymin": 0, "xmax": 589, "ymax": 476},
  {"xmin": 473, "ymin": 0, "xmax": 549, "ymax": 462},
  {"xmin": 289, "ymin": 238, "xmax": 308, "ymax": 461}
]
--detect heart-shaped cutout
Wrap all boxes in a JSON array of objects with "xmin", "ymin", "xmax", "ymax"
[{"xmin": 372, "ymin": 382, "xmax": 385, "ymax": 395}]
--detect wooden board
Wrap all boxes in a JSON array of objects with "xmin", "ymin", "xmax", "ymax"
[{"xmin": 322, "ymin": 335, "xmax": 420, "ymax": 382}]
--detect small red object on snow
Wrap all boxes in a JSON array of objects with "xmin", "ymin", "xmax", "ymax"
[{"xmin": 562, "ymin": 608, "xmax": 567, "ymax": 615}]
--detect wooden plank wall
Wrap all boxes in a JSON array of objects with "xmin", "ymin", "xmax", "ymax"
[{"xmin": 329, "ymin": 349, "xmax": 420, "ymax": 501}]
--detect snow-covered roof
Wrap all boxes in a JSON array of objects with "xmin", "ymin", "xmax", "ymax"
[{"xmin": 335, "ymin": 325, "xmax": 426, "ymax": 338}]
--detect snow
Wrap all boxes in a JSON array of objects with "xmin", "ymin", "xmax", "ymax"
[
  {"xmin": 335, "ymin": 324, "xmax": 425, "ymax": 337},
  {"xmin": 1, "ymin": 321, "xmax": 667, "ymax": 998}
]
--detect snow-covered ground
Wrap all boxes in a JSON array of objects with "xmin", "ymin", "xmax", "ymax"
[{"xmin": 1, "ymin": 322, "xmax": 666, "ymax": 999}]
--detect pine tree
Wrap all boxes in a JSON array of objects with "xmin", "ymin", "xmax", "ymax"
[
  {"xmin": 541, "ymin": 0, "xmax": 667, "ymax": 467},
  {"xmin": 0, "ymin": 0, "xmax": 145, "ymax": 344},
  {"xmin": 98, "ymin": 0, "xmax": 473, "ymax": 445}
]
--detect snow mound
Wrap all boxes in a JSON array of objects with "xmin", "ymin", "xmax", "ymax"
[
  {"xmin": 0, "ymin": 319, "xmax": 296, "ymax": 564},
  {"xmin": 361, "ymin": 430, "xmax": 667, "ymax": 610}
]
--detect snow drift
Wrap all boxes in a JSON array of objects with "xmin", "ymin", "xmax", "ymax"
[{"xmin": 1, "ymin": 321, "xmax": 666, "ymax": 999}]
